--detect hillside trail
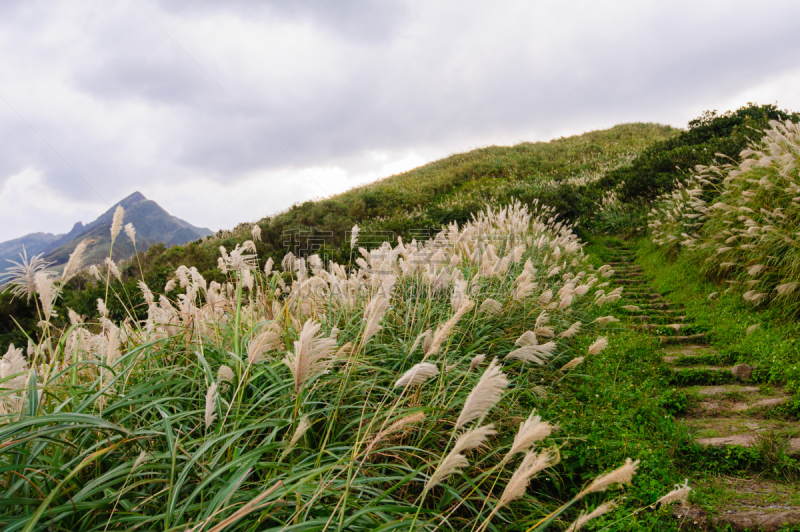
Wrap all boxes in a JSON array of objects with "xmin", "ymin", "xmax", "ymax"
[{"xmin": 605, "ymin": 243, "xmax": 800, "ymax": 532}]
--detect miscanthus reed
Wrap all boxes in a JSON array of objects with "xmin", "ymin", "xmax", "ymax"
[
  {"xmin": 0, "ymin": 200, "xmax": 678, "ymax": 531},
  {"xmin": 648, "ymin": 119, "xmax": 800, "ymax": 316}
]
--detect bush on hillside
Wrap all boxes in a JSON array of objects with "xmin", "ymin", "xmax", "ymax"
[{"xmin": 648, "ymin": 119, "xmax": 800, "ymax": 317}]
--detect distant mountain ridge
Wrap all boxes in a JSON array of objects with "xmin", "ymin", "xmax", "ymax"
[{"xmin": 0, "ymin": 192, "xmax": 213, "ymax": 277}]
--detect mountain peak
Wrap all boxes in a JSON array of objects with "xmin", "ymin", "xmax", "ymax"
[{"xmin": 120, "ymin": 191, "xmax": 147, "ymax": 206}]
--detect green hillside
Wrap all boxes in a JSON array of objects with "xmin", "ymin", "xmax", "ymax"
[{"xmin": 2, "ymin": 104, "xmax": 800, "ymax": 531}]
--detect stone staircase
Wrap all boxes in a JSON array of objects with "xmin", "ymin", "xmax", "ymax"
[{"xmin": 606, "ymin": 244, "xmax": 800, "ymax": 532}]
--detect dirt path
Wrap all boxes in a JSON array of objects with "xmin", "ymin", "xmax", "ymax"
[{"xmin": 607, "ymin": 244, "xmax": 800, "ymax": 532}]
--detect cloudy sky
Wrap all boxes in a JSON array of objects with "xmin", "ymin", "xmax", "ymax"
[{"xmin": 1, "ymin": 0, "xmax": 799, "ymax": 241}]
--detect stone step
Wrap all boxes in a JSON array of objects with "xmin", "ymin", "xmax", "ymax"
[
  {"xmin": 691, "ymin": 385, "xmax": 790, "ymax": 414},
  {"xmin": 661, "ymin": 333, "xmax": 708, "ymax": 345},
  {"xmin": 640, "ymin": 302, "xmax": 680, "ymax": 309},
  {"xmin": 631, "ymin": 315, "xmax": 688, "ymax": 322},
  {"xmin": 662, "ymin": 345, "xmax": 721, "ymax": 365},
  {"xmin": 617, "ymin": 279, "xmax": 647, "ymax": 285},
  {"xmin": 674, "ymin": 476, "xmax": 800, "ymax": 532},
  {"xmin": 636, "ymin": 323, "xmax": 693, "ymax": 332},
  {"xmin": 683, "ymin": 418, "xmax": 800, "ymax": 456}
]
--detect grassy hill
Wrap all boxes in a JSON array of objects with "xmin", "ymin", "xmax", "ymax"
[{"xmin": 2, "ymin": 105, "xmax": 800, "ymax": 531}]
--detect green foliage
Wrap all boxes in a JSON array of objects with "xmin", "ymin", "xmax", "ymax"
[{"xmin": 599, "ymin": 103, "xmax": 800, "ymax": 203}]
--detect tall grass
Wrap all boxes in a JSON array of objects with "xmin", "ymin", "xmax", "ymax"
[
  {"xmin": 647, "ymin": 119, "xmax": 800, "ymax": 317},
  {"xmin": 0, "ymin": 201, "xmax": 672, "ymax": 531}
]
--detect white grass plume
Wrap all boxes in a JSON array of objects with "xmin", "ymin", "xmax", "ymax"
[
  {"xmin": 350, "ymin": 224, "xmax": 359, "ymax": 249},
  {"xmin": 34, "ymin": 272, "xmax": 58, "ymax": 318},
  {"xmin": 251, "ymin": 224, "xmax": 261, "ymax": 242},
  {"xmin": 394, "ymin": 362, "xmax": 439, "ymax": 388},
  {"xmin": 565, "ymin": 500, "xmax": 619, "ymax": 532},
  {"xmin": 282, "ymin": 415, "xmax": 311, "ymax": 457},
  {"xmin": 515, "ymin": 331, "xmax": 538, "ymax": 347},
  {"xmin": 560, "ymin": 357, "xmax": 584, "ymax": 372},
  {"xmin": 111, "ymin": 205, "xmax": 124, "ymax": 242},
  {"xmin": 62, "ymin": 239, "xmax": 88, "ymax": 283},
  {"xmin": 558, "ymin": 321, "xmax": 582, "ymax": 338},
  {"xmin": 498, "ymin": 449, "xmax": 559, "ymax": 509},
  {"xmin": 506, "ymin": 411, "xmax": 556, "ymax": 458},
  {"xmin": 653, "ymin": 479, "xmax": 691, "ymax": 507},
  {"xmin": 505, "ymin": 342, "xmax": 556, "ymax": 364},
  {"xmin": 204, "ymin": 383, "xmax": 218, "ymax": 429},
  {"xmin": 455, "ymin": 358, "xmax": 508, "ymax": 429},
  {"xmin": 579, "ymin": 458, "xmax": 640, "ymax": 497},
  {"xmin": 621, "ymin": 305, "xmax": 641, "ymax": 312},
  {"xmin": 125, "ymin": 223, "xmax": 136, "ymax": 246},
  {"xmin": 105, "ymin": 258, "xmax": 121, "ymax": 282},
  {"xmin": 5, "ymin": 248, "xmax": 52, "ymax": 302},
  {"xmin": 426, "ymin": 298, "xmax": 474, "ymax": 356},
  {"xmin": 409, "ymin": 330, "xmax": 432, "ymax": 355},
  {"xmin": 468, "ymin": 354, "xmax": 486, "ymax": 371},
  {"xmin": 588, "ymin": 337, "xmax": 608, "ymax": 355},
  {"xmin": 282, "ymin": 319, "xmax": 337, "ymax": 394},
  {"xmin": 425, "ymin": 424, "xmax": 495, "ymax": 490},
  {"xmin": 592, "ymin": 316, "xmax": 619, "ymax": 327},
  {"xmin": 479, "ymin": 298, "xmax": 502, "ymax": 315}
]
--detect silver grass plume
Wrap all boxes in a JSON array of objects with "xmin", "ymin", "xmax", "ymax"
[
  {"xmin": 251, "ymin": 224, "xmax": 262, "ymax": 242},
  {"xmin": 111, "ymin": 205, "xmax": 124, "ymax": 243},
  {"xmin": 560, "ymin": 357, "xmax": 584, "ymax": 372},
  {"xmin": 426, "ymin": 299, "xmax": 474, "ymax": 356},
  {"xmin": 588, "ymin": 337, "xmax": 608, "ymax": 355},
  {"xmin": 125, "ymin": 223, "xmax": 136, "ymax": 246},
  {"xmin": 248, "ymin": 325, "xmax": 282, "ymax": 364},
  {"xmin": 506, "ymin": 410, "xmax": 556, "ymax": 458},
  {"xmin": 217, "ymin": 365, "xmax": 234, "ymax": 391},
  {"xmin": 34, "ymin": 272, "xmax": 58, "ymax": 318},
  {"xmin": 105, "ymin": 258, "xmax": 121, "ymax": 282},
  {"xmin": 89, "ymin": 265, "xmax": 101, "ymax": 281},
  {"xmin": 578, "ymin": 458, "xmax": 640, "ymax": 497},
  {"xmin": 364, "ymin": 412, "xmax": 425, "ymax": 456},
  {"xmin": 67, "ymin": 308, "xmax": 83, "ymax": 325},
  {"xmin": 746, "ymin": 323, "xmax": 759, "ymax": 335},
  {"xmin": 505, "ymin": 342, "xmax": 556, "ymax": 364},
  {"xmin": 204, "ymin": 383, "xmax": 218, "ymax": 429},
  {"xmin": 469, "ymin": 354, "xmax": 486, "ymax": 371},
  {"xmin": 5, "ymin": 248, "xmax": 52, "ymax": 302},
  {"xmin": 282, "ymin": 415, "xmax": 311, "ymax": 457},
  {"xmin": 282, "ymin": 319, "xmax": 337, "ymax": 394},
  {"xmin": 425, "ymin": 424, "xmax": 496, "ymax": 490},
  {"xmin": 97, "ymin": 298, "xmax": 109, "ymax": 317},
  {"xmin": 394, "ymin": 362, "xmax": 438, "ymax": 388},
  {"xmin": 479, "ymin": 298, "xmax": 502, "ymax": 315},
  {"xmin": 138, "ymin": 280, "xmax": 154, "ymax": 305},
  {"xmin": 350, "ymin": 224, "xmax": 359, "ymax": 249},
  {"xmin": 565, "ymin": 500, "xmax": 619, "ymax": 532},
  {"xmin": 621, "ymin": 305, "xmax": 640, "ymax": 312},
  {"xmin": 363, "ymin": 294, "xmax": 391, "ymax": 343},
  {"xmin": 409, "ymin": 330, "xmax": 432, "ymax": 355},
  {"xmin": 0, "ymin": 344, "xmax": 30, "ymax": 391},
  {"xmin": 592, "ymin": 316, "xmax": 619, "ymax": 327},
  {"xmin": 497, "ymin": 449, "xmax": 559, "ymax": 510},
  {"xmin": 62, "ymin": 239, "xmax": 88, "ymax": 283},
  {"xmin": 558, "ymin": 321, "xmax": 582, "ymax": 338},
  {"xmin": 515, "ymin": 331, "xmax": 538, "ymax": 347},
  {"xmin": 455, "ymin": 358, "xmax": 508, "ymax": 429},
  {"xmin": 652, "ymin": 479, "xmax": 691, "ymax": 507}
]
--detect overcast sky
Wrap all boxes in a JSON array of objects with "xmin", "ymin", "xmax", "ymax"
[{"xmin": 1, "ymin": 0, "xmax": 799, "ymax": 241}]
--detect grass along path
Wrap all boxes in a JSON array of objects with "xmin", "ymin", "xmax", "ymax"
[{"xmin": 595, "ymin": 239, "xmax": 800, "ymax": 531}]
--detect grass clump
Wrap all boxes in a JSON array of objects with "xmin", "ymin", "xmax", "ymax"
[{"xmin": 0, "ymin": 201, "xmax": 690, "ymax": 531}]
